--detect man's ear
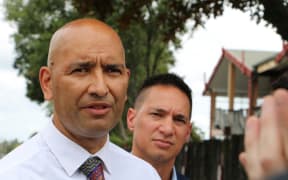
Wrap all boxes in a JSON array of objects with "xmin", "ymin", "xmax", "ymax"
[
  {"xmin": 126, "ymin": 68, "xmax": 130, "ymax": 78},
  {"xmin": 39, "ymin": 67, "xmax": 53, "ymax": 100},
  {"xmin": 127, "ymin": 108, "xmax": 136, "ymax": 132}
]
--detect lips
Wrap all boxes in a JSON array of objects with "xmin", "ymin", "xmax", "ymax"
[
  {"xmin": 152, "ymin": 139, "xmax": 174, "ymax": 149},
  {"xmin": 88, "ymin": 104, "xmax": 108, "ymax": 109},
  {"xmin": 81, "ymin": 102, "xmax": 112, "ymax": 116}
]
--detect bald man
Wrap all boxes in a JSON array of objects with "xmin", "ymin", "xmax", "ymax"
[{"xmin": 0, "ymin": 18, "xmax": 160, "ymax": 180}]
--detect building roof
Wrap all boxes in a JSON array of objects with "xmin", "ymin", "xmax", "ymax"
[
  {"xmin": 255, "ymin": 44, "xmax": 288, "ymax": 75},
  {"xmin": 203, "ymin": 48, "xmax": 279, "ymax": 97}
]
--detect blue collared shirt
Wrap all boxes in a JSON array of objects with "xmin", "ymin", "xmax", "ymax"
[{"xmin": 172, "ymin": 167, "xmax": 178, "ymax": 180}]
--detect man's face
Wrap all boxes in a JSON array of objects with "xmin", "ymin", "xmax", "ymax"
[
  {"xmin": 128, "ymin": 85, "xmax": 191, "ymax": 164},
  {"xmin": 41, "ymin": 24, "xmax": 129, "ymax": 140}
]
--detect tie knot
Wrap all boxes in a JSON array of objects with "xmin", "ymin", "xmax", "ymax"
[{"xmin": 80, "ymin": 157, "xmax": 103, "ymax": 177}]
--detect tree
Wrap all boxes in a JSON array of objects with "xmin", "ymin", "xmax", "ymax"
[
  {"xmin": 72, "ymin": 0, "xmax": 288, "ymax": 41},
  {"xmin": 4, "ymin": 0, "xmax": 80, "ymax": 103},
  {"xmin": 0, "ymin": 139, "xmax": 22, "ymax": 158},
  {"xmin": 260, "ymin": 0, "xmax": 288, "ymax": 40}
]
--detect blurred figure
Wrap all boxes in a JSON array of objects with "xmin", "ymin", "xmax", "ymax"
[
  {"xmin": 127, "ymin": 73, "xmax": 191, "ymax": 180},
  {"xmin": 0, "ymin": 18, "xmax": 160, "ymax": 180}
]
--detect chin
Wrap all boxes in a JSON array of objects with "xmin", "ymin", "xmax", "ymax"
[
  {"xmin": 152, "ymin": 154, "xmax": 170, "ymax": 163},
  {"xmin": 86, "ymin": 131, "xmax": 108, "ymax": 139}
]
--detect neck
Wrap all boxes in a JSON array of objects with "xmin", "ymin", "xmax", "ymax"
[
  {"xmin": 154, "ymin": 161, "xmax": 174, "ymax": 180},
  {"xmin": 131, "ymin": 148, "xmax": 175, "ymax": 180},
  {"xmin": 52, "ymin": 117, "xmax": 107, "ymax": 154},
  {"xmin": 73, "ymin": 135, "xmax": 107, "ymax": 154}
]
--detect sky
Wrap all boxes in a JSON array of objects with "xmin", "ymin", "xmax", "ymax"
[{"xmin": 0, "ymin": 4, "xmax": 283, "ymax": 141}]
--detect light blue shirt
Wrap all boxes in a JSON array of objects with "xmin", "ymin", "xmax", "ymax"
[
  {"xmin": 0, "ymin": 121, "xmax": 160, "ymax": 180},
  {"xmin": 172, "ymin": 167, "xmax": 177, "ymax": 180}
]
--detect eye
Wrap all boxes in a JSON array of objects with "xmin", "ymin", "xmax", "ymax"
[
  {"xmin": 151, "ymin": 112, "xmax": 160, "ymax": 116},
  {"xmin": 174, "ymin": 116, "xmax": 187, "ymax": 124},
  {"xmin": 104, "ymin": 65, "xmax": 123, "ymax": 75},
  {"xmin": 71, "ymin": 67, "xmax": 89, "ymax": 74},
  {"xmin": 149, "ymin": 112, "xmax": 163, "ymax": 119}
]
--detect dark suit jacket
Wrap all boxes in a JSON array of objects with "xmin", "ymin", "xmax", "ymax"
[
  {"xmin": 267, "ymin": 171, "xmax": 288, "ymax": 180},
  {"xmin": 176, "ymin": 171, "xmax": 189, "ymax": 180}
]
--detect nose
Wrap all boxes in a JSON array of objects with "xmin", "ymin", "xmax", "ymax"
[
  {"xmin": 158, "ymin": 117, "xmax": 174, "ymax": 137},
  {"xmin": 87, "ymin": 70, "xmax": 109, "ymax": 98}
]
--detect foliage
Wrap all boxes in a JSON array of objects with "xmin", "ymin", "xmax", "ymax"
[
  {"xmin": 110, "ymin": 132, "xmax": 132, "ymax": 151},
  {"xmin": 260, "ymin": 0, "xmax": 288, "ymax": 40},
  {"xmin": 190, "ymin": 122, "xmax": 205, "ymax": 142},
  {"xmin": 0, "ymin": 139, "xmax": 22, "ymax": 158},
  {"xmin": 73, "ymin": 0, "xmax": 288, "ymax": 41},
  {"xmin": 4, "ymin": 0, "xmax": 80, "ymax": 103}
]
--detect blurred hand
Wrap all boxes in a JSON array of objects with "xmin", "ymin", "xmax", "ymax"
[{"xmin": 239, "ymin": 89, "xmax": 288, "ymax": 180}]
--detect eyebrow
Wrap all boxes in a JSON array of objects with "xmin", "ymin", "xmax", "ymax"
[
  {"xmin": 174, "ymin": 114, "xmax": 188, "ymax": 122},
  {"xmin": 69, "ymin": 61, "xmax": 96, "ymax": 69},
  {"xmin": 102, "ymin": 63, "xmax": 126, "ymax": 69},
  {"xmin": 151, "ymin": 108, "xmax": 188, "ymax": 122},
  {"xmin": 151, "ymin": 108, "xmax": 166, "ymax": 114},
  {"xmin": 68, "ymin": 61, "xmax": 126, "ymax": 69}
]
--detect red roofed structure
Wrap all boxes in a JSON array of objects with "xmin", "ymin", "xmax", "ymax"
[{"xmin": 203, "ymin": 44, "xmax": 288, "ymax": 138}]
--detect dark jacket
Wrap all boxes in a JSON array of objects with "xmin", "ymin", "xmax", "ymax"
[
  {"xmin": 268, "ymin": 171, "xmax": 288, "ymax": 180},
  {"xmin": 176, "ymin": 172, "xmax": 189, "ymax": 180}
]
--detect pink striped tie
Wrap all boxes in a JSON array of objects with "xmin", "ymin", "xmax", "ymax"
[{"xmin": 80, "ymin": 157, "xmax": 105, "ymax": 180}]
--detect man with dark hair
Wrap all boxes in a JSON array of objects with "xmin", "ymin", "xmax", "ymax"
[{"xmin": 127, "ymin": 73, "xmax": 191, "ymax": 180}]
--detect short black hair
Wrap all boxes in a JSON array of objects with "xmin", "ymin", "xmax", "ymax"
[{"xmin": 134, "ymin": 73, "xmax": 192, "ymax": 117}]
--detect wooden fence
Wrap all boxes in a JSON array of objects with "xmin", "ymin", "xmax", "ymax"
[{"xmin": 176, "ymin": 135, "xmax": 247, "ymax": 180}]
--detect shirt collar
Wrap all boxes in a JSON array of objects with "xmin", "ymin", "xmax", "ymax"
[
  {"xmin": 92, "ymin": 138, "xmax": 111, "ymax": 175},
  {"xmin": 171, "ymin": 166, "xmax": 177, "ymax": 180},
  {"xmin": 40, "ymin": 121, "xmax": 111, "ymax": 176}
]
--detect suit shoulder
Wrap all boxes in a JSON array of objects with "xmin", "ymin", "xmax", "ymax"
[{"xmin": 176, "ymin": 172, "xmax": 189, "ymax": 180}]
